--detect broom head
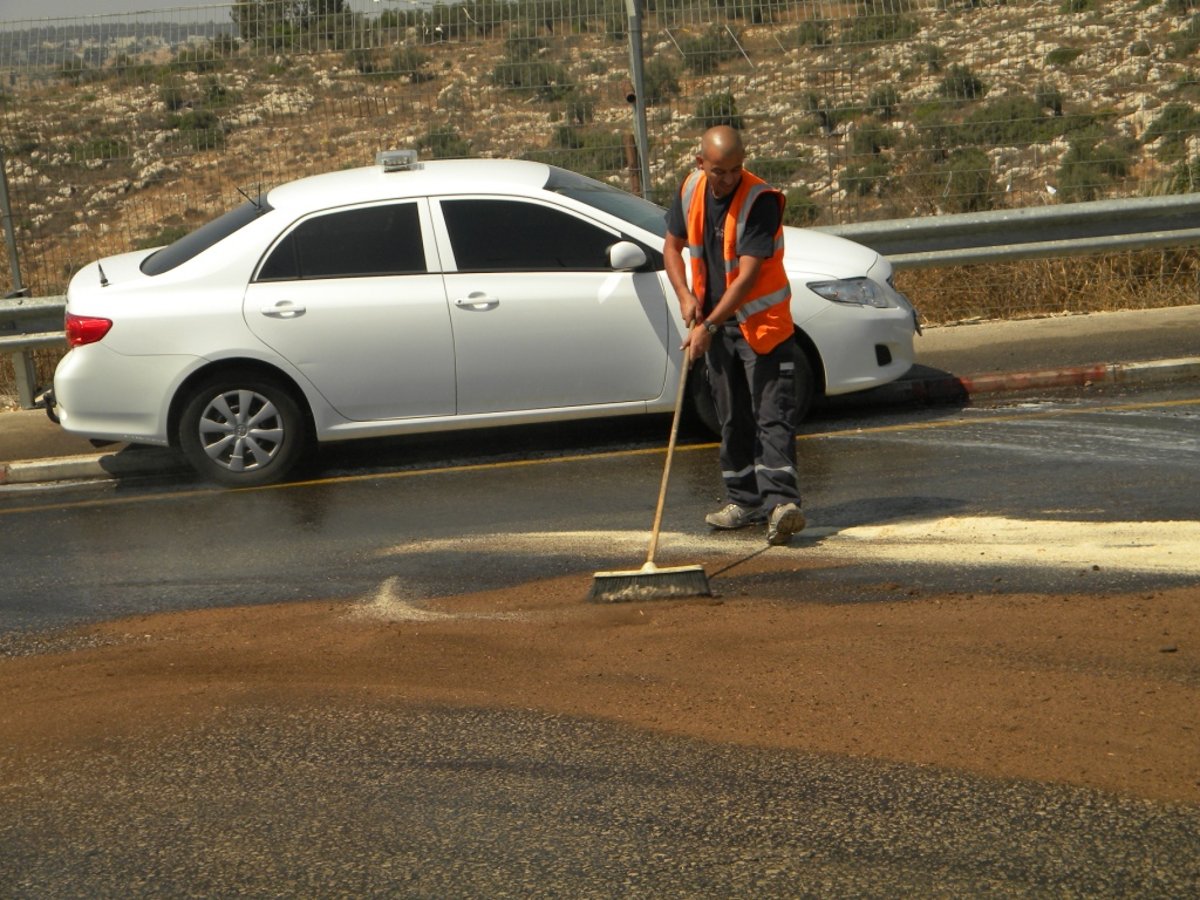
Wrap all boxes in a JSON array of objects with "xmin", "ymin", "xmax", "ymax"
[{"xmin": 588, "ymin": 561, "xmax": 712, "ymax": 603}]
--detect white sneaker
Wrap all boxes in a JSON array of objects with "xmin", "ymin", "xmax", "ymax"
[
  {"xmin": 705, "ymin": 503, "xmax": 766, "ymax": 530},
  {"xmin": 767, "ymin": 503, "xmax": 806, "ymax": 546}
]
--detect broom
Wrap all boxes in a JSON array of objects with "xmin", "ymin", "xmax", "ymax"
[{"xmin": 589, "ymin": 355, "xmax": 712, "ymax": 602}]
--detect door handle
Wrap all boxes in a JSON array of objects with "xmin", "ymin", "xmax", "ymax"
[
  {"xmin": 454, "ymin": 293, "xmax": 499, "ymax": 311},
  {"xmin": 261, "ymin": 300, "xmax": 306, "ymax": 319}
]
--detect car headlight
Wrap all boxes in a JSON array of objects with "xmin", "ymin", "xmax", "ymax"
[{"xmin": 806, "ymin": 276, "xmax": 897, "ymax": 309}]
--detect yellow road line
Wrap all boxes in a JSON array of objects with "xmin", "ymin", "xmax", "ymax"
[{"xmin": 2, "ymin": 396, "xmax": 1197, "ymax": 517}]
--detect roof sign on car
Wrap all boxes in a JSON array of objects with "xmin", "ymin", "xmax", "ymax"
[{"xmin": 377, "ymin": 150, "xmax": 421, "ymax": 172}]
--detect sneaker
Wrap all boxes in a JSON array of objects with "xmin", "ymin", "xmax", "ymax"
[
  {"xmin": 705, "ymin": 503, "xmax": 766, "ymax": 530},
  {"xmin": 767, "ymin": 503, "xmax": 806, "ymax": 546}
]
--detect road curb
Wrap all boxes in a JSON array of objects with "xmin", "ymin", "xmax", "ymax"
[
  {"xmin": 857, "ymin": 356, "xmax": 1200, "ymax": 407},
  {"xmin": 0, "ymin": 448, "xmax": 186, "ymax": 487}
]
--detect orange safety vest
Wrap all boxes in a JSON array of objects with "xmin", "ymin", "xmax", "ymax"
[{"xmin": 680, "ymin": 169, "xmax": 794, "ymax": 354}]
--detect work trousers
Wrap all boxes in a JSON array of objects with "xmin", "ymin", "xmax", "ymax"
[{"xmin": 706, "ymin": 325, "xmax": 801, "ymax": 512}]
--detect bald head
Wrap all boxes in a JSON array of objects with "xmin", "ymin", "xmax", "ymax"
[
  {"xmin": 697, "ymin": 126, "xmax": 746, "ymax": 199},
  {"xmin": 700, "ymin": 125, "xmax": 744, "ymax": 160}
]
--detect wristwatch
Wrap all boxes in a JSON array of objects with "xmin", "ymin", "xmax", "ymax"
[{"xmin": 703, "ymin": 320, "xmax": 719, "ymax": 335}]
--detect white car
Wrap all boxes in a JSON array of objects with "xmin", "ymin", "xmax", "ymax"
[{"xmin": 52, "ymin": 153, "xmax": 919, "ymax": 486}]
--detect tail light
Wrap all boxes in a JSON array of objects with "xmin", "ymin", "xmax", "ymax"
[{"xmin": 65, "ymin": 313, "xmax": 113, "ymax": 347}]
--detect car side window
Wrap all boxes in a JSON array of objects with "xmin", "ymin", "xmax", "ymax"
[
  {"xmin": 441, "ymin": 199, "xmax": 617, "ymax": 271},
  {"xmin": 257, "ymin": 203, "xmax": 425, "ymax": 280}
]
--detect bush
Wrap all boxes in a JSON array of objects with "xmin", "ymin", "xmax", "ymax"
[
  {"xmin": 1046, "ymin": 46, "xmax": 1085, "ymax": 66},
  {"xmin": 642, "ymin": 57, "xmax": 680, "ymax": 107},
  {"xmin": 786, "ymin": 21, "xmax": 830, "ymax": 47},
  {"xmin": 690, "ymin": 93, "xmax": 743, "ymax": 130},
  {"xmin": 841, "ymin": 11, "xmax": 920, "ymax": 45},
  {"xmin": 940, "ymin": 147, "xmax": 996, "ymax": 212},
  {"xmin": 1144, "ymin": 102, "xmax": 1200, "ymax": 160},
  {"xmin": 679, "ymin": 26, "xmax": 741, "ymax": 76},
  {"xmin": 784, "ymin": 186, "xmax": 820, "ymax": 226},
  {"xmin": 868, "ymin": 84, "xmax": 900, "ymax": 120},
  {"xmin": 937, "ymin": 63, "xmax": 987, "ymax": 101},
  {"xmin": 841, "ymin": 158, "xmax": 892, "ymax": 196},
  {"xmin": 418, "ymin": 126, "xmax": 471, "ymax": 158},
  {"xmin": 1036, "ymin": 82, "xmax": 1065, "ymax": 116},
  {"xmin": 1056, "ymin": 137, "xmax": 1134, "ymax": 200},
  {"xmin": 391, "ymin": 46, "xmax": 434, "ymax": 82},
  {"xmin": 850, "ymin": 122, "xmax": 895, "ymax": 155}
]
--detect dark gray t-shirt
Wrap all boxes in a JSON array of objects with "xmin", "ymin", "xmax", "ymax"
[{"xmin": 666, "ymin": 178, "xmax": 782, "ymax": 314}]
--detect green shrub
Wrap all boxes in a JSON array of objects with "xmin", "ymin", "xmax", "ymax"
[
  {"xmin": 1056, "ymin": 137, "xmax": 1134, "ymax": 200},
  {"xmin": 679, "ymin": 26, "xmax": 741, "ymax": 76},
  {"xmin": 391, "ymin": 46, "xmax": 434, "ymax": 82},
  {"xmin": 491, "ymin": 60, "xmax": 572, "ymax": 101},
  {"xmin": 69, "ymin": 137, "xmax": 129, "ymax": 163},
  {"xmin": 783, "ymin": 186, "xmax": 821, "ymax": 226},
  {"xmin": 851, "ymin": 122, "xmax": 895, "ymax": 155},
  {"xmin": 1036, "ymin": 82, "xmax": 1065, "ymax": 116},
  {"xmin": 1143, "ymin": 102, "xmax": 1200, "ymax": 160},
  {"xmin": 1046, "ymin": 46, "xmax": 1085, "ymax": 66},
  {"xmin": 690, "ymin": 93, "xmax": 743, "ymax": 130},
  {"xmin": 786, "ymin": 21, "xmax": 831, "ymax": 47},
  {"xmin": 751, "ymin": 157, "xmax": 806, "ymax": 187},
  {"xmin": 940, "ymin": 147, "xmax": 996, "ymax": 212},
  {"xmin": 1060, "ymin": 0, "xmax": 1096, "ymax": 12},
  {"xmin": 134, "ymin": 225, "xmax": 190, "ymax": 250},
  {"xmin": 868, "ymin": 84, "xmax": 900, "ymax": 120},
  {"xmin": 1163, "ymin": 155, "xmax": 1200, "ymax": 193},
  {"xmin": 841, "ymin": 158, "xmax": 892, "ymax": 196},
  {"xmin": 841, "ymin": 11, "xmax": 920, "ymax": 45},
  {"xmin": 643, "ymin": 57, "xmax": 680, "ymax": 107},
  {"xmin": 418, "ymin": 126, "xmax": 471, "ymax": 158},
  {"xmin": 937, "ymin": 63, "xmax": 987, "ymax": 101}
]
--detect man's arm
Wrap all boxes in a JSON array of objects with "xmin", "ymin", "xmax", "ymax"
[
  {"xmin": 663, "ymin": 231, "xmax": 700, "ymax": 328},
  {"xmin": 681, "ymin": 254, "xmax": 763, "ymax": 362}
]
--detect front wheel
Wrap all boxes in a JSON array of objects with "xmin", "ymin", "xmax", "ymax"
[
  {"xmin": 178, "ymin": 372, "xmax": 308, "ymax": 487},
  {"xmin": 689, "ymin": 339, "xmax": 816, "ymax": 436}
]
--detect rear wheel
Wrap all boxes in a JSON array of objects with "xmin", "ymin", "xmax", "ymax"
[
  {"xmin": 689, "ymin": 338, "xmax": 816, "ymax": 436},
  {"xmin": 178, "ymin": 372, "xmax": 308, "ymax": 487}
]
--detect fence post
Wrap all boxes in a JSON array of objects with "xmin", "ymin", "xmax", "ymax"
[
  {"xmin": 0, "ymin": 146, "xmax": 27, "ymax": 299},
  {"xmin": 624, "ymin": 0, "xmax": 652, "ymax": 199}
]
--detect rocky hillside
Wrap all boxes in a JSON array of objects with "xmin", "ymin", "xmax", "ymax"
[{"xmin": 1, "ymin": 0, "xmax": 1197, "ymax": 300}]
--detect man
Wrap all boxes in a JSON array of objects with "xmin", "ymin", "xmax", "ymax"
[{"xmin": 663, "ymin": 125, "xmax": 806, "ymax": 546}]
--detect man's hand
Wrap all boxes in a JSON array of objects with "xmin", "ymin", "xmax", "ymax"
[
  {"xmin": 680, "ymin": 321, "xmax": 712, "ymax": 363},
  {"xmin": 679, "ymin": 293, "xmax": 700, "ymax": 328}
]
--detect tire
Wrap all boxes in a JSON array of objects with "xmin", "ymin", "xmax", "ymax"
[
  {"xmin": 178, "ymin": 372, "xmax": 308, "ymax": 487},
  {"xmin": 688, "ymin": 338, "xmax": 816, "ymax": 437}
]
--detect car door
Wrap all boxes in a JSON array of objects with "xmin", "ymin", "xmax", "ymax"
[
  {"xmin": 434, "ymin": 196, "xmax": 670, "ymax": 415},
  {"xmin": 244, "ymin": 199, "xmax": 455, "ymax": 422}
]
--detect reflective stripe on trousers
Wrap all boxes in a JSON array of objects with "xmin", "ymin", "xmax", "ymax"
[{"xmin": 705, "ymin": 326, "xmax": 801, "ymax": 512}]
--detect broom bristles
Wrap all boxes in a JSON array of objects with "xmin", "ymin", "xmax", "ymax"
[{"xmin": 588, "ymin": 563, "xmax": 711, "ymax": 603}]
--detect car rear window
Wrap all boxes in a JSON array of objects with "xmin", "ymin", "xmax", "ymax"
[
  {"xmin": 140, "ymin": 200, "xmax": 272, "ymax": 276},
  {"xmin": 257, "ymin": 203, "xmax": 426, "ymax": 280}
]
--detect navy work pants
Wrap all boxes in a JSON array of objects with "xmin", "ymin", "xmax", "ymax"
[{"xmin": 705, "ymin": 325, "xmax": 801, "ymax": 512}]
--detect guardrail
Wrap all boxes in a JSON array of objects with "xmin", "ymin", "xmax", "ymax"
[
  {"xmin": 3, "ymin": 192, "xmax": 1198, "ymax": 409},
  {"xmin": 1, "ymin": 296, "xmax": 66, "ymax": 409},
  {"xmin": 818, "ymin": 193, "xmax": 1200, "ymax": 269}
]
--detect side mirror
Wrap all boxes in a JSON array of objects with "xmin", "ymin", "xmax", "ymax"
[{"xmin": 608, "ymin": 241, "xmax": 647, "ymax": 271}]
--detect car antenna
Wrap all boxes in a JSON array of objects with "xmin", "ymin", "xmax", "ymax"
[
  {"xmin": 97, "ymin": 262, "xmax": 109, "ymax": 287},
  {"xmin": 237, "ymin": 182, "xmax": 263, "ymax": 211}
]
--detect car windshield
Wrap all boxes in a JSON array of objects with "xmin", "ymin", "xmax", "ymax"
[
  {"xmin": 140, "ymin": 199, "xmax": 273, "ymax": 276},
  {"xmin": 544, "ymin": 167, "xmax": 666, "ymax": 238}
]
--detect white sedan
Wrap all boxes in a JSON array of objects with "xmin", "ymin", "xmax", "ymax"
[{"xmin": 52, "ymin": 153, "xmax": 919, "ymax": 486}]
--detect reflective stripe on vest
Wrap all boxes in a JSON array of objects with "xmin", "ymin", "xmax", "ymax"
[{"xmin": 680, "ymin": 169, "xmax": 794, "ymax": 354}]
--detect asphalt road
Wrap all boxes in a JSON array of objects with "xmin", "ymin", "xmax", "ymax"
[
  {"xmin": 5, "ymin": 704, "xmax": 1196, "ymax": 897},
  {"xmin": 1, "ymin": 380, "xmax": 1197, "ymax": 631}
]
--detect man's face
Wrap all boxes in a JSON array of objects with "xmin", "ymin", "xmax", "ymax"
[{"xmin": 697, "ymin": 147, "xmax": 745, "ymax": 199}]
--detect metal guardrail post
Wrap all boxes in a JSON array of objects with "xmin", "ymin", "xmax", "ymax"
[{"xmin": 1, "ymin": 296, "xmax": 66, "ymax": 409}]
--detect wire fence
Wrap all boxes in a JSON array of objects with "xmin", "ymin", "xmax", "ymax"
[{"xmin": 0, "ymin": 0, "xmax": 1198, "ymax": 311}]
